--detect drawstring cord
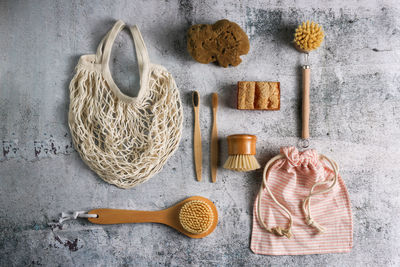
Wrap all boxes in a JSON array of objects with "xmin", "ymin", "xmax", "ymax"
[
  {"xmin": 256, "ymin": 154, "xmax": 293, "ymax": 238},
  {"xmin": 256, "ymin": 153, "xmax": 339, "ymax": 238},
  {"xmin": 302, "ymin": 155, "xmax": 338, "ymax": 233}
]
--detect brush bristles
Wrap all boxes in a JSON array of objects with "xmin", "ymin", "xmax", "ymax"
[
  {"xmin": 179, "ymin": 200, "xmax": 214, "ymax": 234},
  {"xmin": 192, "ymin": 91, "xmax": 199, "ymax": 107},
  {"xmin": 223, "ymin": 154, "xmax": 261, "ymax": 172},
  {"xmin": 294, "ymin": 21, "xmax": 324, "ymax": 52}
]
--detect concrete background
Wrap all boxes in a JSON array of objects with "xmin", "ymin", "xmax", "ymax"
[{"xmin": 1, "ymin": 0, "xmax": 399, "ymax": 266}]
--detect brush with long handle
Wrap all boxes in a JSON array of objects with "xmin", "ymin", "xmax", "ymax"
[
  {"xmin": 294, "ymin": 21, "xmax": 324, "ymax": 146},
  {"xmin": 56, "ymin": 196, "xmax": 218, "ymax": 239},
  {"xmin": 192, "ymin": 91, "xmax": 202, "ymax": 181},
  {"xmin": 210, "ymin": 93, "xmax": 218, "ymax": 182}
]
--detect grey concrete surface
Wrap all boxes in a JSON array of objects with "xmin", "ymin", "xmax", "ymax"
[{"xmin": 1, "ymin": 0, "xmax": 400, "ymax": 266}]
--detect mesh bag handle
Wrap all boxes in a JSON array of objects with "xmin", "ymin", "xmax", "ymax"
[{"xmin": 94, "ymin": 20, "xmax": 150, "ymax": 103}]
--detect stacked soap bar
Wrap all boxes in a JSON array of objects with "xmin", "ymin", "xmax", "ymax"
[{"xmin": 237, "ymin": 81, "xmax": 280, "ymax": 110}]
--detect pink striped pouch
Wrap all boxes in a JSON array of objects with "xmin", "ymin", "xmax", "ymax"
[{"xmin": 251, "ymin": 147, "xmax": 353, "ymax": 255}]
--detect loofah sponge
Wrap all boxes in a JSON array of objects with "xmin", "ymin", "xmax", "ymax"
[
  {"xmin": 294, "ymin": 21, "xmax": 324, "ymax": 52},
  {"xmin": 237, "ymin": 81, "xmax": 280, "ymax": 110},
  {"xmin": 187, "ymin": 19, "xmax": 250, "ymax": 67},
  {"xmin": 179, "ymin": 200, "xmax": 214, "ymax": 234}
]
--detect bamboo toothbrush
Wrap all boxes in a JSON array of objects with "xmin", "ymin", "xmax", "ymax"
[
  {"xmin": 192, "ymin": 91, "xmax": 202, "ymax": 181},
  {"xmin": 210, "ymin": 93, "xmax": 218, "ymax": 182}
]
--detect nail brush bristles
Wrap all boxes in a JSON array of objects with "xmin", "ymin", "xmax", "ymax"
[
  {"xmin": 223, "ymin": 154, "xmax": 260, "ymax": 172},
  {"xmin": 294, "ymin": 21, "xmax": 324, "ymax": 52},
  {"xmin": 223, "ymin": 134, "xmax": 260, "ymax": 172}
]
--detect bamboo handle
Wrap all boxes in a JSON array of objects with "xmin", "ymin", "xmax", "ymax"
[
  {"xmin": 210, "ymin": 104, "xmax": 218, "ymax": 183},
  {"xmin": 193, "ymin": 108, "xmax": 202, "ymax": 181},
  {"xmin": 87, "ymin": 209, "xmax": 169, "ymax": 225},
  {"xmin": 302, "ymin": 66, "xmax": 310, "ymax": 139}
]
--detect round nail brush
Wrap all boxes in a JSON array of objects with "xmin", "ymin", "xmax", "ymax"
[{"xmin": 223, "ymin": 134, "xmax": 260, "ymax": 172}]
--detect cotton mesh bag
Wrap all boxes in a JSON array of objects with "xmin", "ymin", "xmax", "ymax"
[
  {"xmin": 68, "ymin": 20, "xmax": 183, "ymax": 189},
  {"xmin": 251, "ymin": 147, "xmax": 353, "ymax": 255}
]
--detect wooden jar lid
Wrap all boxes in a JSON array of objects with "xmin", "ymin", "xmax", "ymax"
[{"xmin": 227, "ymin": 134, "xmax": 257, "ymax": 155}]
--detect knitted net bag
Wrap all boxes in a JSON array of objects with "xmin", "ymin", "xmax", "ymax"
[{"xmin": 68, "ymin": 20, "xmax": 183, "ymax": 189}]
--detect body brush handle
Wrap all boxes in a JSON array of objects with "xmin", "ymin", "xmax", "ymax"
[
  {"xmin": 87, "ymin": 209, "xmax": 169, "ymax": 224},
  {"xmin": 302, "ymin": 65, "xmax": 310, "ymax": 140}
]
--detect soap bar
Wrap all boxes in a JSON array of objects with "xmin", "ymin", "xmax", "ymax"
[{"xmin": 237, "ymin": 81, "xmax": 280, "ymax": 110}]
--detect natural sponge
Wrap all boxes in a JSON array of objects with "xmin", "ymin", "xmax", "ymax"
[
  {"xmin": 187, "ymin": 19, "xmax": 250, "ymax": 67},
  {"xmin": 294, "ymin": 21, "xmax": 324, "ymax": 52}
]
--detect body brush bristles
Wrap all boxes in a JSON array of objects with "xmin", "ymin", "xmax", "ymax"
[{"xmin": 179, "ymin": 200, "xmax": 214, "ymax": 234}]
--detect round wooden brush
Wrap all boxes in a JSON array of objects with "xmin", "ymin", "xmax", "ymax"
[{"xmin": 223, "ymin": 134, "xmax": 260, "ymax": 172}]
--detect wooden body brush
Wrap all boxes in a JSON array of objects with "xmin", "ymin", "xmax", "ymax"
[
  {"xmin": 294, "ymin": 21, "xmax": 324, "ymax": 144},
  {"xmin": 223, "ymin": 134, "xmax": 260, "ymax": 171},
  {"xmin": 87, "ymin": 196, "xmax": 218, "ymax": 239}
]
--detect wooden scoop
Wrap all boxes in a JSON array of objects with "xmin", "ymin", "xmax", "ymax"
[{"xmin": 87, "ymin": 196, "xmax": 218, "ymax": 239}]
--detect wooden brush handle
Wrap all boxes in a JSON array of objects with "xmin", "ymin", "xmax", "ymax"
[
  {"xmin": 210, "ymin": 93, "xmax": 218, "ymax": 183},
  {"xmin": 87, "ymin": 209, "xmax": 169, "ymax": 225},
  {"xmin": 302, "ymin": 66, "xmax": 310, "ymax": 139},
  {"xmin": 193, "ymin": 107, "xmax": 202, "ymax": 181}
]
